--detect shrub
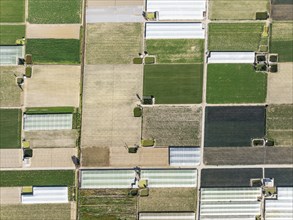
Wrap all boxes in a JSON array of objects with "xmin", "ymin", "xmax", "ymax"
[
  {"xmin": 141, "ymin": 139, "xmax": 154, "ymax": 147},
  {"xmin": 25, "ymin": 66, "xmax": 32, "ymax": 78},
  {"xmin": 25, "ymin": 54, "xmax": 32, "ymax": 64},
  {"xmin": 255, "ymin": 63, "xmax": 267, "ymax": 71},
  {"xmin": 133, "ymin": 57, "xmax": 143, "ymax": 64},
  {"xmin": 256, "ymin": 12, "xmax": 268, "ymax": 20},
  {"xmin": 17, "ymin": 77, "xmax": 24, "ymax": 85},
  {"xmin": 144, "ymin": 56, "xmax": 155, "ymax": 64},
  {"xmin": 269, "ymin": 55, "xmax": 278, "ymax": 62},
  {"xmin": 133, "ymin": 107, "xmax": 142, "ymax": 117},
  {"xmin": 270, "ymin": 64, "xmax": 278, "ymax": 72},
  {"xmin": 259, "ymin": 45, "xmax": 268, "ymax": 52}
]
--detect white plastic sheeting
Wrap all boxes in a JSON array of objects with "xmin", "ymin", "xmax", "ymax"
[
  {"xmin": 0, "ymin": 46, "xmax": 24, "ymax": 65},
  {"xmin": 21, "ymin": 187, "xmax": 68, "ymax": 204},
  {"xmin": 145, "ymin": 23, "xmax": 205, "ymax": 39},
  {"xmin": 207, "ymin": 52, "xmax": 255, "ymax": 64},
  {"xmin": 265, "ymin": 187, "xmax": 293, "ymax": 220},
  {"xmin": 146, "ymin": 0, "xmax": 206, "ymax": 20},
  {"xmin": 200, "ymin": 187, "xmax": 262, "ymax": 220},
  {"xmin": 139, "ymin": 212, "xmax": 195, "ymax": 220},
  {"xmin": 169, "ymin": 147, "xmax": 200, "ymax": 166}
]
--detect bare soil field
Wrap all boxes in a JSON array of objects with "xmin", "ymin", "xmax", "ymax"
[
  {"xmin": 26, "ymin": 24, "xmax": 80, "ymax": 39},
  {"xmin": 204, "ymin": 147, "xmax": 293, "ymax": 165},
  {"xmin": 87, "ymin": 0, "xmax": 143, "ymax": 7},
  {"xmin": 30, "ymin": 148, "xmax": 77, "ymax": 168},
  {"xmin": 24, "ymin": 65, "xmax": 80, "ymax": 107},
  {"xmin": 0, "ymin": 187, "xmax": 21, "ymax": 204},
  {"xmin": 81, "ymin": 65, "xmax": 143, "ymax": 166},
  {"xmin": 142, "ymin": 106, "xmax": 202, "ymax": 146},
  {"xmin": 81, "ymin": 146, "xmax": 110, "ymax": 167},
  {"xmin": 24, "ymin": 130, "xmax": 78, "ymax": 148},
  {"xmin": 0, "ymin": 66, "xmax": 23, "ymax": 107},
  {"xmin": 267, "ymin": 63, "xmax": 293, "ymax": 104},
  {"xmin": 272, "ymin": 5, "xmax": 293, "ymax": 20},
  {"xmin": 0, "ymin": 149, "xmax": 22, "ymax": 168},
  {"xmin": 86, "ymin": 23, "xmax": 143, "ymax": 64}
]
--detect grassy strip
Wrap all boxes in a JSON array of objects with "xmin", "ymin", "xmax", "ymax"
[
  {"xmin": 28, "ymin": 0, "xmax": 81, "ymax": 24},
  {"xmin": 143, "ymin": 64, "xmax": 203, "ymax": 104},
  {"xmin": 0, "ymin": 0, "xmax": 25, "ymax": 22},
  {"xmin": 207, "ymin": 64, "xmax": 267, "ymax": 104},
  {"xmin": 25, "ymin": 106, "xmax": 75, "ymax": 114},
  {"xmin": 0, "ymin": 109, "xmax": 21, "ymax": 149},
  {"xmin": 26, "ymin": 39, "xmax": 80, "ymax": 64},
  {"xmin": 146, "ymin": 39, "xmax": 204, "ymax": 63},
  {"xmin": 208, "ymin": 23, "xmax": 263, "ymax": 51},
  {"xmin": 0, "ymin": 25, "xmax": 25, "ymax": 45},
  {"xmin": 0, "ymin": 170, "xmax": 75, "ymax": 186}
]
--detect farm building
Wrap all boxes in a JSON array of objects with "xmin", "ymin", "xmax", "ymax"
[
  {"xmin": 139, "ymin": 212, "xmax": 196, "ymax": 220},
  {"xmin": 169, "ymin": 147, "xmax": 200, "ymax": 166},
  {"xmin": 200, "ymin": 187, "xmax": 262, "ymax": 220},
  {"xmin": 265, "ymin": 187, "xmax": 293, "ymax": 220},
  {"xmin": 145, "ymin": 23, "xmax": 205, "ymax": 39},
  {"xmin": 23, "ymin": 114, "xmax": 73, "ymax": 131},
  {"xmin": 207, "ymin": 52, "xmax": 255, "ymax": 63},
  {"xmin": 146, "ymin": 0, "xmax": 206, "ymax": 20},
  {"xmin": 21, "ymin": 186, "xmax": 68, "ymax": 204},
  {"xmin": 0, "ymin": 46, "xmax": 24, "ymax": 65}
]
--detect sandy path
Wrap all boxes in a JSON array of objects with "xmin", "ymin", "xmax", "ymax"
[
  {"xmin": 87, "ymin": 0, "xmax": 143, "ymax": 7},
  {"xmin": 0, "ymin": 188, "xmax": 21, "ymax": 204}
]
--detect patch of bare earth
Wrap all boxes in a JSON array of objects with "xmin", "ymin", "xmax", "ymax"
[
  {"xmin": 272, "ymin": 5, "xmax": 293, "ymax": 20},
  {"xmin": 0, "ymin": 149, "xmax": 22, "ymax": 168},
  {"xmin": 0, "ymin": 188, "xmax": 21, "ymax": 204},
  {"xmin": 87, "ymin": 0, "xmax": 143, "ymax": 7}
]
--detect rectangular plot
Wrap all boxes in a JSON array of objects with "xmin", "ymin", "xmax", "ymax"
[
  {"xmin": 0, "ymin": 46, "xmax": 24, "ymax": 65},
  {"xmin": 0, "ymin": 25, "xmax": 26, "ymax": 45},
  {"xmin": 169, "ymin": 147, "xmax": 200, "ymax": 166},
  {"xmin": 272, "ymin": 5, "xmax": 293, "ymax": 20},
  {"xmin": 265, "ymin": 169, "xmax": 293, "ymax": 186},
  {"xmin": 0, "ymin": 149, "xmax": 22, "ymax": 168},
  {"xmin": 207, "ymin": 52, "xmax": 255, "ymax": 63},
  {"xmin": 23, "ymin": 114, "xmax": 73, "ymax": 131},
  {"xmin": 139, "ymin": 212, "xmax": 195, "ymax": 220},
  {"xmin": 0, "ymin": 0, "xmax": 25, "ymax": 22}
]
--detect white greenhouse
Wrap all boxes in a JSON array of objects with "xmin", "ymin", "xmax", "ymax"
[
  {"xmin": 139, "ymin": 212, "xmax": 196, "ymax": 220},
  {"xmin": 169, "ymin": 147, "xmax": 201, "ymax": 166},
  {"xmin": 207, "ymin": 52, "xmax": 255, "ymax": 64}
]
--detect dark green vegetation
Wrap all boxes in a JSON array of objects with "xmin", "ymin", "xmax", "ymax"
[
  {"xmin": 26, "ymin": 39, "xmax": 80, "ymax": 64},
  {"xmin": 201, "ymin": 169, "xmax": 263, "ymax": 187},
  {"xmin": 270, "ymin": 22, "xmax": 293, "ymax": 62},
  {"xmin": 25, "ymin": 106, "xmax": 75, "ymax": 114},
  {"xmin": 208, "ymin": 23, "xmax": 264, "ymax": 51},
  {"xmin": 205, "ymin": 106, "xmax": 266, "ymax": 147},
  {"xmin": 28, "ymin": 0, "xmax": 81, "ymax": 23},
  {"xmin": 266, "ymin": 104, "xmax": 293, "ymax": 146},
  {"xmin": 79, "ymin": 189, "xmax": 137, "ymax": 220},
  {"xmin": 0, "ymin": 25, "xmax": 25, "ymax": 45},
  {"xmin": 0, "ymin": 109, "xmax": 21, "ymax": 149},
  {"xmin": 265, "ymin": 168, "xmax": 293, "ymax": 186},
  {"xmin": 0, "ymin": 0, "xmax": 25, "ymax": 22},
  {"xmin": 143, "ymin": 64, "xmax": 203, "ymax": 104},
  {"xmin": 207, "ymin": 64, "xmax": 267, "ymax": 103},
  {"xmin": 146, "ymin": 39, "xmax": 204, "ymax": 63},
  {"xmin": 0, "ymin": 170, "xmax": 75, "ymax": 186}
]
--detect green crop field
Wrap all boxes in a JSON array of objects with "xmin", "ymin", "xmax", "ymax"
[
  {"xmin": 208, "ymin": 23, "xmax": 264, "ymax": 51},
  {"xmin": 146, "ymin": 39, "xmax": 204, "ymax": 63},
  {"xmin": 207, "ymin": 64, "xmax": 267, "ymax": 103},
  {"xmin": 143, "ymin": 64, "xmax": 203, "ymax": 104},
  {"xmin": 270, "ymin": 22, "xmax": 293, "ymax": 62},
  {"xmin": 28, "ymin": 0, "xmax": 81, "ymax": 23},
  {"xmin": 0, "ymin": 0, "xmax": 25, "ymax": 22},
  {"xmin": 79, "ymin": 189, "xmax": 137, "ymax": 220},
  {"xmin": 267, "ymin": 104, "xmax": 293, "ymax": 147},
  {"xmin": 26, "ymin": 39, "xmax": 80, "ymax": 64},
  {"xmin": 0, "ymin": 25, "xmax": 25, "ymax": 45},
  {"xmin": 0, "ymin": 109, "xmax": 21, "ymax": 149},
  {"xmin": 0, "ymin": 170, "xmax": 75, "ymax": 186},
  {"xmin": 209, "ymin": 0, "xmax": 269, "ymax": 20}
]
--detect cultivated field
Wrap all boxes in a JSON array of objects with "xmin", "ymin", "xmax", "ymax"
[
  {"xmin": 81, "ymin": 147, "xmax": 110, "ymax": 167},
  {"xmin": 24, "ymin": 130, "xmax": 78, "ymax": 148},
  {"xmin": 139, "ymin": 188, "xmax": 197, "ymax": 212},
  {"xmin": 0, "ymin": 0, "xmax": 25, "ymax": 22},
  {"xmin": 143, "ymin": 64, "xmax": 203, "ymax": 104},
  {"xmin": 266, "ymin": 104, "xmax": 293, "ymax": 146},
  {"xmin": 86, "ymin": 23, "xmax": 143, "ymax": 64},
  {"xmin": 0, "ymin": 149, "xmax": 22, "ymax": 168},
  {"xmin": 270, "ymin": 22, "xmax": 293, "ymax": 62},
  {"xmin": 0, "ymin": 170, "xmax": 75, "ymax": 186},
  {"xmin": 204, "ymin": 147, "xmax": 293, "ymax": 165},
  {"xmin": 207, "ymin": 64, "xmax": 267, "ymax": 103},
  {"xmin": 208, "ymin": 23, "xmax": 263, "ymax": 51},
  {"xmin": 271, "ymin": 0, "xmax": 293, "ymax": 20},
  {"xmin": 209, "ymin": 0, "xmax": 269, "ymax": 20},
  {"xmin": 28, "ymin": 0, "xmax": 81, "ymax": 24},
  {"xmin": 204, "ymin": 106, "xmax": 266, "ymax": 147},
  {"xmin": 0, "ymin": 109, "xmax": 21, "ymax": 149},
  {"xmin": 146, "ymin": 39, "xmax": 204, "ymax": 63},
  {"xmin": 142, "ymin": 106, "xmax": 202, "ymax": 146},
  {"xmin": 267, "ymin": 63, "xmax": 293, "ymax": 104},
  {"xmin": 79, "ymin": 189, "xmax": 137, "ymax": 220},
  {"xmin": 0, "ymin": 66, "xmax": 23, "ymax": 107},
  {"xmin": 0, "ymin": 187, "xmax": 21, "ymax": 204},
  {"xmin": 201, "ymin": 168, "xmax": 263, "ymax": 187},
  {"xmin": 24, "ymin": 65, "xmax": 80, "ymax": 107},
  {"xmin": 26, "ymin": 39, "xmax": 80, "ymax": 64},
  {"xmin": 26, "ymin": 24, "xmax": 80, "ymax": 39},
  {"xmin": 0, "ymin": 204, "xmax": 71, "ymax": 220},
  {"xmin": 0, "ymin": 25, "xmax": 25, "ymax": 45},
  {"xmin": 265, "ymin": 168, "xmax": 293, "ymax": 186}
]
